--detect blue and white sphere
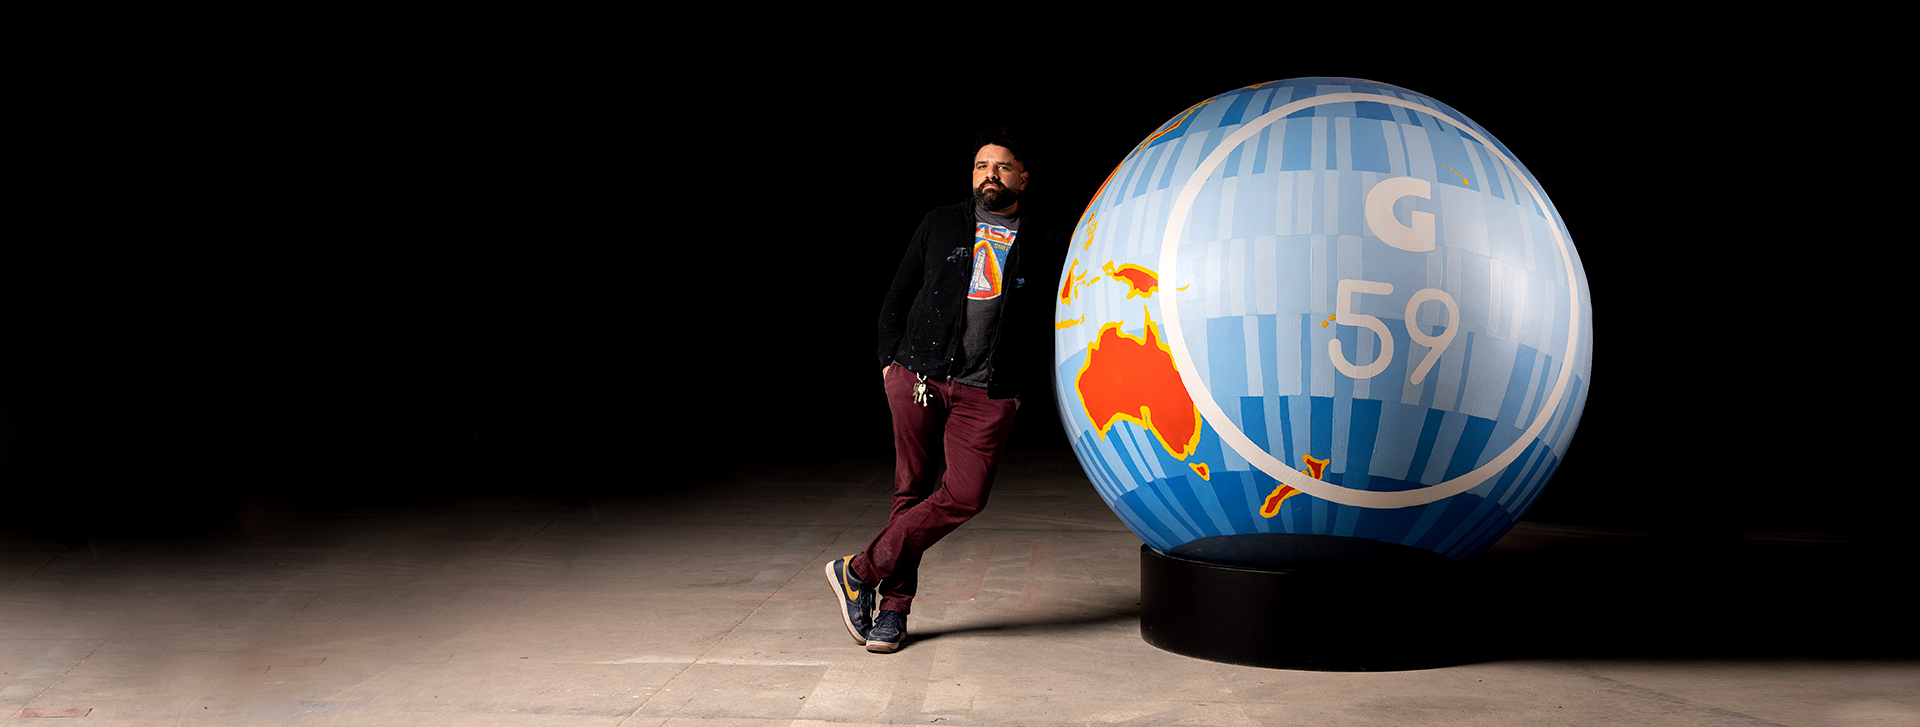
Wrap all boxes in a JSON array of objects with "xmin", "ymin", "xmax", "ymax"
[{"xmin": 1054, "ymin": 78, "xmax": 1592, "ymax": 565}]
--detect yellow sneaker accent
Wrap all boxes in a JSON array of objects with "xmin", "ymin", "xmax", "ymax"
[{"xmin": 841, "ymin": 555, "xmax": 862, "ymax": 600}]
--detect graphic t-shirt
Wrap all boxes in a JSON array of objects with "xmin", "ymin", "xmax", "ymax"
[
  {"xmin": 953, "ymin": 207, "xmax": 1019, "ymax": 387},
  {"xmin": 968, "ymin": 219, "xmax": 1015, "ymax": 300}
]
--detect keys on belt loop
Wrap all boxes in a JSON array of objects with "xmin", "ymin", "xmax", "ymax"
[{"xmin": 912, "ymin": 373, "xmax": 931, "ymax": 407}]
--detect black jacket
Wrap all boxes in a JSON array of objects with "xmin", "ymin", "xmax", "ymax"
[{"xmin": 877, "ymin": 199, "xmax": 1066, "ymax": 400}]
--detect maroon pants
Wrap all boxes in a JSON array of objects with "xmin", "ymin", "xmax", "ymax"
[{"xmin": 852, "ymin": 364, "xmax": 1018, "ymax": 615}]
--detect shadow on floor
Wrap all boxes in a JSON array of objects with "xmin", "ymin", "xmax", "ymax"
[{"xmin": 910, "ymin": 603, "xmax": 1145, "ymax": 644}]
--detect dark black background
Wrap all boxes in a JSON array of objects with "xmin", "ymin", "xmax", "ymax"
[{"xmin": 2, "ymin": 40, "xmax": 1893, "ymax": 542}]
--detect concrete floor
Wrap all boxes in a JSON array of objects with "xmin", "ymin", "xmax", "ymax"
[{"xmin": 2, "ymin": 451, "xmax": 1914, "ymax": 726}]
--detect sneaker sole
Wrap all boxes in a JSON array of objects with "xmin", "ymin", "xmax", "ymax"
[
  {"xmin": 865, "ymin": 639, "xmax": 900, "ymax": 654},
  {"xmin": 824, "ymin": 559, "xmax": 867, "ymax": 645}
]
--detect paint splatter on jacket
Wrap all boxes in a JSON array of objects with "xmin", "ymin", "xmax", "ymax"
[{"xmin": 878, "ymin": 199, "xmax": 1066, "ymax": 400}]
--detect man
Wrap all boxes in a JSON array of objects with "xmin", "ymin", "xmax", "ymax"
[{"xmin": 825, "ymin": 129, "xmax": 1064, "ymax": 654}]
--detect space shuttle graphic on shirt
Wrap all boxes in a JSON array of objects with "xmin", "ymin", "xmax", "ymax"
[{"xmin": 968, "ymin": 222, "xmax": 1016, "ymax": 300}]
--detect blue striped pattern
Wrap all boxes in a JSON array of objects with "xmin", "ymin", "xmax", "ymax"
[
  {"xmin": 1055, "ymin": 78, "xmax": 1590, "ymax": 563},
  {"xmin": 1059, "ymin": 362, "xmax": 1584, "ymax": 561}
]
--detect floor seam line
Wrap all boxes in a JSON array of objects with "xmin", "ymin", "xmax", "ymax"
[
  {"xmin": 619, "ymin": 465, "xmax": 886, "ymax": 727},
  {"xmin": 0, "ymin": 553, "xmax": 58, "ymax": 601},
  {"xmin": 429, "ymin": 512, "xmax": 562, "ymax": 621}
]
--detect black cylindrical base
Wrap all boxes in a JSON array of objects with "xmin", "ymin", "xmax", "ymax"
[{"xmin": 1140, "ymin": 542, "xmax": 1463, "ymax": 671}]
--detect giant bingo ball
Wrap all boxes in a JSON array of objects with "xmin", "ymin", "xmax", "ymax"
[{"xmin": 1056, "ymin": 78, "xmax": 1592, "ymax": 568}]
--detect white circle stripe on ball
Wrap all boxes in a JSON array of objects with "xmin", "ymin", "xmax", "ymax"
[{"xmin": 1158, "ymin": 92, "xmax": 1584, "ymax": 509}]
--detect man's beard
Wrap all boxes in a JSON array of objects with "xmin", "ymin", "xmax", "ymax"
[{"xmin": 974, "ymin": 181, "xmax": 1020, "ymax": 213}]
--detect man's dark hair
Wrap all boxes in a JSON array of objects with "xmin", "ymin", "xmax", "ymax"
[{"xmin": 972, "ymin": 127, "xmax": 1024, "ymax": 168}]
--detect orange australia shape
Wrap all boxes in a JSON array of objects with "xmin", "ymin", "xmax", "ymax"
[{"xmin": 1074, "ymin": 308, "xmax": 1201, "ymax": 460}]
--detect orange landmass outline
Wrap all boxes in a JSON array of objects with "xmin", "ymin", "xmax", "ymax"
[
  {"xmin": 1059, "ymin": 259, "xmax": 1084, "ymax": 305},
  {"xmin": 1260, "ymin": 455, "xmax": 1328, "ymax": 518},
  {"xmin": 1103, "ymin": 262, "xmax": 1159, "ymax": 299},
  {"xmin": 1074, "ymin": 307, "xmax": 1200, "ymax": 461}
]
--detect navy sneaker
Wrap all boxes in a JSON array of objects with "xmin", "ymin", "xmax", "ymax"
[
  {"xmin": 866, "ymin": 609, "xmax": 906, "ymax": 653},
  {"xmin": 825, "ymin": 555, "xmax": 874, "ymax": 645}
]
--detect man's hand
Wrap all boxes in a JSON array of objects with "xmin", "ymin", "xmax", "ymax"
[{"xmin": 882, "ymin": 365, "xmax": 890, "ymax": 381}]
